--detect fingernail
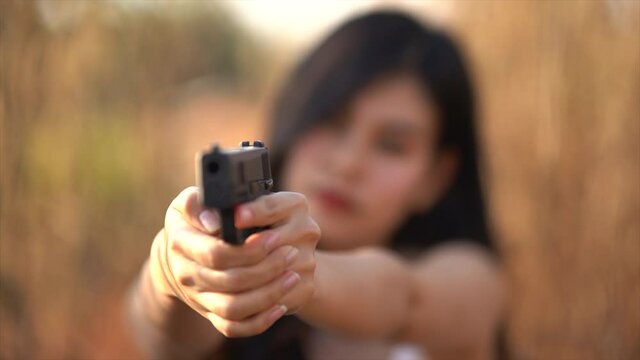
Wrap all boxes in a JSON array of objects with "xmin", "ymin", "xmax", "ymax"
[
  {"xmin": 267, "ymin": 304, "xmax": 287, "ymax": 323},
  {"xmin": 199, "ymin": 210, "xmax": 219, "ymax": 233},
  {"xmin": 263, "ymin": 232, "xmax": 279, "ymax": 252},
  {"xmin": 238, "ymin": 207, "xmax": 252, "ymax": 224},
  {"xmin": 282, "ymin": 272, "xmax": 301, "ymax": 291},
  {"xmin": 285, "ymin": 247, "xmax": 299, "ymax": 266}
]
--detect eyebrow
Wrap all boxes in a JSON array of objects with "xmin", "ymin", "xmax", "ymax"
[{"xmin": 379, "ymin": 119, "xmax": 428, "ymax": 138}]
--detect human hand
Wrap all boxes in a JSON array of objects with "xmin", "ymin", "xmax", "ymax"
[
  {"xmin": 233, "ymin": 190, "xmax": 321, "ymax": 314},
  {"xmin": 148, "ymin": 186, "xmax": 320, "ymax": 337}
]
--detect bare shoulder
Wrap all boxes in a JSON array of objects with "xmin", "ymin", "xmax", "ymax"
[
  {"xmin": 399, "ymin": 240, "xmax": 505, "ymax": 357},
  {"xmin": 409, "ymin": 240, "xmax": 505, "ymax": 313},
  {"xmin": 412, "ymin": 240, "xmax": 501, "ymax": 273}
]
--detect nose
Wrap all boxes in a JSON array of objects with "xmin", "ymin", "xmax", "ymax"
[{"xmin": 327, "ymin": 132, "xmax": 365, "ymax": 182}]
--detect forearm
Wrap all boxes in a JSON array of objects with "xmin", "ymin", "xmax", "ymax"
[
  {"xmin": 400, "ymin": 243, "xmax": 505, "ymax": 360},
  {"xmin": 125, "ymin": 231, "xmax": 225, "ymax": 359},
  {"xmin": 293, "ymin": 242, "xmax": 504, "ymax": 360},
  {"xmin": 296, "ymin": 247, "xmax": 412, "ymax": 339}
]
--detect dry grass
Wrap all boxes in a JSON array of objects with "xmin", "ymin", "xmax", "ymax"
[
  {"xmin": 1, "ymin": 1, "xmax": 638, "ymax": 359},
  {"xmin": 448, "ymin": 1, "xmax": 640, "ymax": 358}
]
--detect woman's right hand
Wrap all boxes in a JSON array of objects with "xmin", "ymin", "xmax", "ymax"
[{"xmin": 148, "ymin": 186, "xmax": 317, "ymax": 337}]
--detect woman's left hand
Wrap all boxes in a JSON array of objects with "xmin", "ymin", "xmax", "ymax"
[{"xmin": 234, "ymin": 191, "xmax": 321, "ymax": 314}]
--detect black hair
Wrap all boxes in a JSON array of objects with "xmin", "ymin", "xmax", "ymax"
[
  {"xmin": 218, "ymin": 11, "xmax": 498, "ymax": 360},
  {"xmin": 268, "ymin": 11, "xmax": 492, "ymax": 250}
]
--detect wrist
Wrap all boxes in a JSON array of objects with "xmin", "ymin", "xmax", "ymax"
[
  {"xmin": 143, "ymin": 256, "xmax": 182, "ymax": 316},
  {"xmin": 296, "ymin": 250, "xmax": 327, "ymax": 320},
  {"xmin": 130, "ymin": 256, "xmax": 225, "ymax": 359},
  {"xmin": 148, "ymin": 229, "xmax": 182, "ymax": 301}
]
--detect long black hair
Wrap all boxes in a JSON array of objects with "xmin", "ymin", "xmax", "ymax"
[
  {"xmin": 219, "ymin": 11, "xmax": 498, "ymax": 360},
  {"xmin": 268, "ymin": 11, "xmax": 492, "ymax": 250}
]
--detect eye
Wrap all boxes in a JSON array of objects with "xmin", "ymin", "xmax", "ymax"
[
  {"xmin": 376, "ymin": 137, "xmax": 408, "ymax": 155},
  {"xmin": 325, "ymin": 115, "xmax": 348, "ymax": 134}
]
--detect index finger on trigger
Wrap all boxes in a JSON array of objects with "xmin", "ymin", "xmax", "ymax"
[
  {"xmin": 235, "ymin": 192, "xmax": 307, "ymax": 229},
  {"xmin": 166, "ymin": 186, "xmax": 220, "ymax": 235}
]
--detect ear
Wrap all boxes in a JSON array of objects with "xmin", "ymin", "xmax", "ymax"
[{"xmin": 412, "ymin": 149, "xmax": 459, "ymax": 213}]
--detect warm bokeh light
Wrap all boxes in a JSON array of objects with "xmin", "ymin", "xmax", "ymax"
[{"xmin": 1, "ymin": 1, "xmax": 638, "ymax": 359}]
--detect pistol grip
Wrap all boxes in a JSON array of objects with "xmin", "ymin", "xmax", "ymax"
[
  {"xmin": 219, "ymin": 208, "xmax": 268, "ymax": 245},
  {"xmin": 220, "ymin": 208, "xmax": 240, "ymax": 244}
]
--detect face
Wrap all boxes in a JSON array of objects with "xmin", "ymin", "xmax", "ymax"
[{"xmin": 281, "ymin": 73, "xmax": 455, "ymax": 250}]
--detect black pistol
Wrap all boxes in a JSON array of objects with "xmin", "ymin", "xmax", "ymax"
[{"xmin": 196, "ymin": 140, "xmax": 273, "ymax": 245}]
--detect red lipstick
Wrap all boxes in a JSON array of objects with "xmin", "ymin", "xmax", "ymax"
[{"xmin": 315, "ymin": 189, "xmax": 355, "ymax": 212}]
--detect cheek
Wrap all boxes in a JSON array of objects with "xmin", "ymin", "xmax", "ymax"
[
  {"xmin": 280, "ymin": 132, "xmax": 329, "ymax": 192},
  {"xmin": 363, "ymin": 160, "xmax": 426, "ymax": 226}
]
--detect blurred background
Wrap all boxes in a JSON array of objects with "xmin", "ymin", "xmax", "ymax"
[{"xmin": 0, "ymin": 1, "xmax": 638, "ymax": 359}]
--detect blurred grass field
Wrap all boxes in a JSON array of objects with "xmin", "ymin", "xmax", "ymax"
[{"xmin": 1, "ymin": 1, "xmax": 639, "ymax": 359}]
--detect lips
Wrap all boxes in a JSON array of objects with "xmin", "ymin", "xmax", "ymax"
[{"xmin": 314, "ymin": 188, "xmax": 356, "ymax": 212}]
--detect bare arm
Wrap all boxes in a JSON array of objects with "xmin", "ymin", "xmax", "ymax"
[
  {"xmin": 296, "ymin": 247, "xmax": 413, "ymax": 339},
  {"xmin": 401, "ymin": 242, "xmax": 505, "ymax": 360},
  {"xmin": 126, "ymin": 187, "xmax": 503, "ymax": 359},
  {"xmin": 297, "ymin": 242, "xmax": 505, "ymax": 359},
  {"xmin": 125, "ymin": 230, "xmax": 225, "ymax": 360},
  {"xmin": 125, "ymin": 188, "xmax": 320, "ymax": 358}
]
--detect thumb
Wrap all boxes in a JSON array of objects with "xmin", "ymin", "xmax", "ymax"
[{"xmin": 167, "ymin": 186, "xmax": 220, "ymax": 234}]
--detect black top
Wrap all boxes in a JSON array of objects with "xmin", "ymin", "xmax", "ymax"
[{"xmin": 211, "ymin": 315, "xmax": 309, "ymax": 360}]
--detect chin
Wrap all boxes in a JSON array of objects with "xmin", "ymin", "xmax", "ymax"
[
  {"xmin": 318, "ymin": 237, "xmax": 359, "ymax": 251},
  {"xmin": 309, "ymin": 202, "xmax": 374, "ymax": 250},
  {"xmin": 316, "ymin": 228, "xmax": 371, "ymax": 251}
]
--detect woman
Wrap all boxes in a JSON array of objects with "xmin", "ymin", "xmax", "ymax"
[{"xmin": 127, "ymin": 11, "xmax": 505, "ymax": 360}]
